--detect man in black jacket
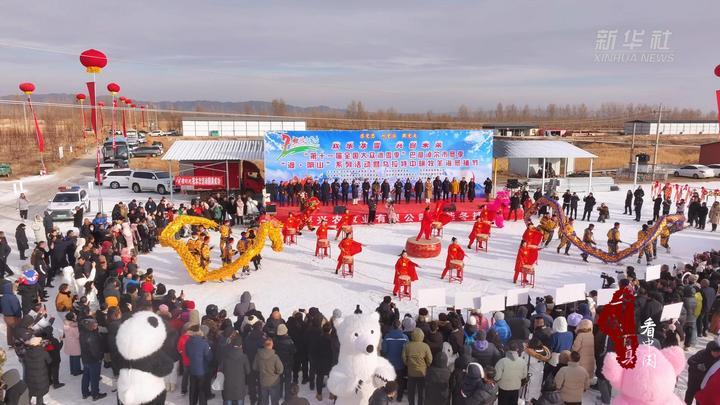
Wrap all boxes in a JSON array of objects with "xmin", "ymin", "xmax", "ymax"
[
  {"xmin": 561, "ymin": 190, "xmax": 572, "ymax": 215},
  {"xmin": 331, "ymin": 179, "xmax": 340, "ymax": 206},
  {"xmin": 273, "ymin": 324, "xmax": 297, "ymax": 399},
  {"xmin": 394, "ymin": 179, "xmax": 403, "ymax": 203},
  {"xmin": 483, "ymin": 178, "xmax": 493, "ymax": 198},
  {"xmin": 79, "ymin": 318, "xmax": 107, "ymax": 400},
  {"xmin": 686, "ymin": 341, "xmax": 720, "ymax": 404},
  {"xmin": 404, "ymin": 179, "xmax": 412, "ymax": 204},
  {"xmin": 433, "ymin": 177, "xmax": 442, "ymax": 201},
  {"xmin": 506, "ymin": 307, "xmax": 531, "ymax": 343},
  {"xmin": 633, "ymin": 186, "xmax": 645, "ymax": 222},
  {"xmin": 414, "ymin": 180, "xmax": 423, "ymax": 204},
  {"xmin": 320, "ymin": 180, "xmax": 330, "ymax": 206},
  {"xmin": 340, "ymin": 179, "xmax": 349, "ymax": 204},
  {"xmin": 582, "ymin": 193, "xmax": 596, "ymax": 221},
  {"xmin": 362, "ymin": 179, "xmax": 371, "ymax": 205}
]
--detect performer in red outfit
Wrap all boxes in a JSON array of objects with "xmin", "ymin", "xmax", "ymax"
[
  {"xmin": 336, "ymin": 234, "xmax": 362, "ymax": 274},
  {"xmin": 315, "ymin": 219, "xmax": 330, "ymax": 256},
  {"xmin": 597, "ymin": 279, "xmax": 638, "ymax": 369},
  {"xmin": 513, "ymin": 240, "xmax": 534, "ymax": 283},
  {"xmin": 468, "ymin": 207, "xmax": 493, "ymax": 249},
  {"xmin": 393, "ymin": 250, "xmax": 419, "ymax": 296},
  {"xmin": 433, "ymin": 201, "xmax": 453, "ymax": 226},
  {"xmin": 441, "ymin": 237, "xmax": 466, "ymax": 279},
  {"xmin": 283, "ymin": 213, "xmax": 299, "ymax": 244},
  {"xmin": 335, "ymin": 212, "xmax": 353, "ymax": 240},
  {"xmin": 416, "ymin": 206, "xmax": 434, "ymax": 241}
]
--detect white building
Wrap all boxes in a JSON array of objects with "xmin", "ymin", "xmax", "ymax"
[
  {"xmin": 181, "ymin": 117, "xmax": 306, "ymax": 137},
  {"xmin": 624, "ymin": 120, "xmax": 719, "ymax": 135}
]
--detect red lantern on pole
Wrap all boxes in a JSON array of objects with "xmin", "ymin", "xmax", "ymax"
[
  {"xmin": 79, "ymin": 48, "xmax": 107, "ymax": 204},
  {"xmin": 107, "ymin": 82, "xmax": 120, "ymax": 95},
  {"xmin": 18, "ymin": 82, "xmax": 46, "ymax": 173},
  {"xmin": 79, "ymin": 49, "xmax": 108, "ymax": 73},
  {"xmin": 107, "ymin": 83, "xmax": 121, "ymax": 150}
]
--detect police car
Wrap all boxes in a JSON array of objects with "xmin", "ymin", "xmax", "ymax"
[{"xmin": 46, "ymin": 186, "xmax": 91, "ymax": 220}]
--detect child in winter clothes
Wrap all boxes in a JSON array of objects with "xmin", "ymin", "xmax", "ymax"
[
  {"xmin": 41, "ymin": 327, "xmax": 65, "ymax": 389},
  {"xmin": 62, "ymin": 312, "xmax": 82, "ymax": 376},
  {"xmin": 54, "ymin": 283, "xmax": 75, "ymax": 312}
]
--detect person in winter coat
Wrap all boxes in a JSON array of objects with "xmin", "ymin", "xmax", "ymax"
[
  {"xmin": 369, "ymin": 381, "xmax": 398, "ymax": 405},
  {"xmin": 2, "ymin": 367, "xmax": 30, "ymax": 405},
  {"xmin": 220, "ymin": 335, "xmax": 251, "ymax": 405},
  {"xmin": 424, "ymin": 351, "xmax": 450, "ymax": 405},
  {"xmin": 0, "ymin": 233, "xmax": 13, "ymax": 277},
  {"xmin": 272, "ymin": 324, "xmax": 296, "ymax": 399},
  {"xmin": 309, "ymin": 322, "xmax": 333, "ymax": 401},
  {"xmin": 685, "ymin": 340, "xmax": 720, "ymax": 404},
  {"xmin": 42, "ymin": 212, "xmax": 54, "ymax": 237},
  {"xmin": 23, "ymin": 336, "xmax": 51, "ymax": 405},
  {"xmin": 471, "ymin": 330, "xmax": 502, "ymax": 369},
  {"xmin": 234, "ymin": 291, "xmax": 256, "ymax": 325},
  {"xmin": 286, "ymin": 312, "xmax": 308, "ymax": 385},
  {"xmin": 461, "ymin": 363, "xmax": 498, "ymax": 405},
  {"xmin": 506, "ymin": 307, "xmax": 531, "ymax": 343},
  {"xmin": 381, "ymin": 320, "xmax": 408, "ymax": 401},
  {"xmin": 62, "ymin": 312, "xmax": 82, "ymax": 376},
  {"xmin": 17, "ymin": 193, "xmax": 29, "ymax": 220},
  {"xmin": 1, "ymin": 282, "xmax": 21, "ymax": 346},
  {"xmin": 15, "ymin": 224, "xmax": 29, "ymax": 260},
  {"xmin": 534, "ymin": 378, "xmax": 564, "ymax": 405},
  {"xmin": 682, "ymin": 285, "xmax": 698, "ymax": 350},
  {"xmin": 423, "ymin": 321, "xmax": 444, "ymax": 356},
  {"xmin": 254, "ymin": 338, "xmax": 284, "ymax": 405},
  {"xmin": 494, "ymin": 341, "xmax": 527, "ymax": 405},
  {"xmin": 186, "ymin": 324, "xmax": 212, "ymax": 405},
  {"xmin": 550, "ymin": 317, "xmax": 574, "ymax": 355},
  {"xmin": 31, "ymin": 215, "xmax": 47, "ymax": 245},
  {"xmin": 553, "ymin": 351, "xmax": 589, "ymax": 404},
  {"xmin": 709, "ymin": 201, "xmax": 720, "ymax": 232},
  {"xmin": 448, "ymin": 318, "xmax": 465, "ymax": 355},
  {"xmin": 79, "ymin": 318, "xmax": 106, "ymax": 401},
  {"xmin": 402, "ymin": 328, "xmax": 432, "ymax": 405},
  {"xmin": 571, "ymin": 319, "xmax": 595, "ymax": 378},
  {"xmin": 17, "ymin": 272, "xmax": 39, "ymax": 315},
  {"xmin": 491, "ymin": 312, "xmax": 511, "ymax": 344},
  {"xmin": 522, "ymin": 337, "xmax": 552, "ymax": 403}
]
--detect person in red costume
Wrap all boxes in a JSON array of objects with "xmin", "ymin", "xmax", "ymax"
[
  {"xmin": 283, "ymin": 213, "xmax": 299, "ymax": 244},
  {"xmin": 433, "ymin": 201, "xmax": 453, "ymax": 226},
  {"xmin": 336, "ymin": 234, "xmax": 363, "ymax": 275},
  {"xmin": 513, "ymin": 240, "xmax": 534, "ymax": 283},
  {"xmin": 468, "ymin": 209, "xmax": 492, "ymax": 249},
  {"xmin": 315, "ymin": 219, "xmax": 330, "ymax": 256},
  {"xmin": 393, "ymin": 250, "xmax": 419, "ymax": 296},
  {"xmin": 597, "ymin": 278, "xmax": 638, "ymax": 369},
  {"xmin": 441, "ymin": 237, "xmax": 466, "ymax": 279},
  {"xmin": 335, "ymin": 212, "xmax": 353, "ymax": 240},
  {"xmin": 416, "ymin": 206, "xmax": 434, "ymax": 241}
]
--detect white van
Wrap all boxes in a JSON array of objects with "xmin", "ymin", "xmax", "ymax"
[
  {"xmin": 102, "ymin": 169, "xmax": 133, "ymax": 189},
  {"xmin": 126, "ymin": 130, "xmax": 139, "ymax": 146}
]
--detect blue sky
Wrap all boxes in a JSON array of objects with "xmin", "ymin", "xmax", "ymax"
[{"xmin": 1, "ymin": 0, "xmax": 718, "ymax": 112}]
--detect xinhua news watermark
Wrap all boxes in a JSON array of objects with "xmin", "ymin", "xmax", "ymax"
[{"xmin": 594, "ymin": 29, "xmax": 674, "ymax": 63}]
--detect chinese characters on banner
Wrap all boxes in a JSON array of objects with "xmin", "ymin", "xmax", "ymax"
[
  {"xmin": 306, "ymin": 209, "xmax": 482, "ymax": 227},
  {"xmin": 174, "ymin": 175, "xmax": 225, "ymax": 188},
  {"xmin": 264, "ymin": 130, "xmax": 494, "ymax": 196}
]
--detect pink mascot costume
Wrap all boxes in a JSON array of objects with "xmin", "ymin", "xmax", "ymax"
[{"xmin": 603, "ymin": 344, "xmax": 685, "ymax": 405}]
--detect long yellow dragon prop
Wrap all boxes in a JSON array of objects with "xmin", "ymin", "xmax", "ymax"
[{"xmin": 159, "ymin": 215, "xmax": 284, "ymax": 282}]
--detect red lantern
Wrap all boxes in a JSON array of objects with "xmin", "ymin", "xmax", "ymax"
[
  {"xmin": 715, "ymin": 64, "xmax": 720, "ymax": 77},
  {"xmin": 98, "ymin": 101, "xmax": 105, "ymax": 107},
  {"xmin": 131, "ymin": 104, "xmax": 136, "ymax": 108},
  {"xmin": 79, "ymin": 49, "xmax": 108, "ymax": 73},
  {"xmin": 125, "ymin": 98, "xmax": 133, "ymax": 105},
  {"xmin": 76, "ymin": 93, "xmax": 86, "ymax": 101},
  {"xmin": 19, "ymin": 82, "xmax": 35, "ymax": 95},
  {"xmin": 107, "ymin": 82, "xmax": 120, "ymax": 94},
  {"xmin": 119, "ymin": 96, "xmax": 126, "ymax": 102}
]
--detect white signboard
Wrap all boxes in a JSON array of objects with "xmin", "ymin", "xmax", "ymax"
[
  {"xmin": 660, "ymin": 302, "xmax": 683, "ymax": 322},
  {"xmin": 644, "ymin": 265, "xmax": 662, "ymax": 281},
  {"xmin": 454, "ymin": 292, "xmax": 480, "ymax": 310},
  {"xmin": 505, "ymin": 288, "xmax": 531, "ymax": 307},
  {"xmin": 555, "ymin": 284, "xmax": 586, "ymax": 305},
  {"xmin": 596, "ymin": 288, "xmax": 616, "ymax": 306},
  {"xmin": 480, "ymin": 294, "xmax": 506, "ymax": 313},
  {"xmin": 417, "ymin": 288, "xmax": 447, "ymax": 309}
]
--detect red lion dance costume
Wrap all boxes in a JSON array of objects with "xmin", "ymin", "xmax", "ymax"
[
  {"xmin": 336, "ymin": 236, "xmax": 362, "ymax": 275},
  {"xmin": 393, "ymin": 254, "xmax": 419, "ymax": 296}
]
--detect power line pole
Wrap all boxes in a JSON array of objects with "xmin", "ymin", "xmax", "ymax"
[{"xmin": 651, "ymin": 104, "xmax": 668, "ymax": 181}]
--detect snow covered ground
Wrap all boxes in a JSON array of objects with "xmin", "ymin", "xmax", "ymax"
[{"xmin": 0, "ymin": 173, "xmax": 718, "ymax": 404}]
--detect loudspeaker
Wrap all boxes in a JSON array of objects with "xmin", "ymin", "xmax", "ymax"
[
  {"xmin": 265, "ymin": 204, "xmax": 277, "ymax": 214},
  {"xmin": 507, "ymin": 179, "xmax": 521, "ymax": 189},
  {"xmin": 333, "ymin": 205, "xmax": 347, "ymax": 214},
  {"xmin": 443, "ymin": 203, "xmax": 456, "ymax": 212}
]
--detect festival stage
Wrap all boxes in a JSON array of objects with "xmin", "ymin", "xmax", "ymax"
[{"xmin": 271, "ymin": 199, "xmax": 492, "ymax": 226}]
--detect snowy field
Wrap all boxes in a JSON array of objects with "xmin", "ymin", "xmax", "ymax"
[{"xmin": 0, "ymin": 174, "xmax": 718, "ymax": 404}]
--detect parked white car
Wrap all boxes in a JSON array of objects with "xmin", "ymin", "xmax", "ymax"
[
  {"xmin": 103, "ymin": 169, "xmax": 133, "ymax": 189},
  {"xmin": 46, "ymin": 186, "xmax": 91, "ymax": 220},
  {"xmin": 706, "ymin": 164, "xmax": 720, "ymax": 177},
  {"xmin": 673, "ymin": 164, "xmax": 715, "ymax": 179},
  {"xmin": 129, "ymin": 170, "xmax": 175, "ymax": 194}
]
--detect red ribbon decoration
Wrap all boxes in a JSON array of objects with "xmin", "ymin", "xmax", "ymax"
[
  {"xmin": 86, "ymin": 81, "xmax": 98, "ymax": 138},
  {"xmin": 716, "ymin": 90, "xmax": 720, "ymax": 129},
  {"xmin": 26, "ymin": 96, "xmax": 45, "ymax": 154},
  {"xmin": 112, "ymin": 99, "xmax": 117, "ymax": 151},
  {"xmin": 121, "ymin": 107, "xmax": 127, "ymax": 138}
]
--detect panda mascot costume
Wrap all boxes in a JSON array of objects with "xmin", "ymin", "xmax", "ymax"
[{"xmin": 116, "ymin": 311, "xmax": 175, "ymax": 405}]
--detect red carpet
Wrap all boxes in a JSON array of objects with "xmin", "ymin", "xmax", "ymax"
[{"xmin": 272, "ymin": 199, "xmax": 493, "ymax": 226}]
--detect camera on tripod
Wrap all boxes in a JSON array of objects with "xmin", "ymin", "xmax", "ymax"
[{"xmin": 600, "ymin": 272, "xmax": 616, "ymax": 289}]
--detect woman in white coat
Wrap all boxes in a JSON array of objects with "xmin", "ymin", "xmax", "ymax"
[
  {"xmin": 521, "ymin": 337, "xmax": 552, "ymax": 403},
  {"xmin": 31, "ymin": 215, "xmax": 47, "ymax": 245}
]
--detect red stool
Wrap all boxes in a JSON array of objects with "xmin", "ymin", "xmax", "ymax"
[
  {"xmin": 475, "ymin": 235, "xmax": 489, "ymax": 252},
  {"xmin": 432, "ymin": 222, "xmax": 443, "ymax": 237},
  {"xmin": 316, "ymin": 239, "xmax": 331, "ymax": 258},
  {"xmin": 341, "ymin": 256, "xmax": 354, "ymax": 278},
  {"xmin": 448, "ymin": 260, "xmax": 464, "ymax": 283},
  {"xmin": 341, "ymin": 225, "xmax": 353, "ymax": 239},
  {"xmin": 397, "ymin": 275, "xmax": 412, "ymax": 301},
  {"xmin": 521, "ymin": 265, "xmax": 535, "ymax": 288},
  {"xmin": 284, "ymin": 228, "xmax": 297, "ymax": 245}
]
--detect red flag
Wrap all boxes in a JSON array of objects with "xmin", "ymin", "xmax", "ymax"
[
  {"xmin": 112, "ymin": 99, "xmax": 117, "ymax": 151},
  {"xmin": 26, "ymin": 97, "xmax": 45, "ymax": 152},
  {"xmin": 86, "ymin": 81, "xmax": 98, "ymax": 137},
  {"xmin": 121, "ymin": 108, "xmax": 127, "ymax": 138},
  {"xmin": 716, "ymin": 90, "xmax": 720, "ymax": 127}
]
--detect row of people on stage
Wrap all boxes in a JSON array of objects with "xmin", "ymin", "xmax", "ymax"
[{"xmin": 266, "ymin": 176, "xmax": 493, "ymax": 206}]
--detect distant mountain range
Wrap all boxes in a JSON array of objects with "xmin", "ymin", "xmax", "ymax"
[{"xmin": 1, "ymin": 93, "xmax": 345, "ymax": 115}]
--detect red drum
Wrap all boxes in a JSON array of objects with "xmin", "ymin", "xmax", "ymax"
[
  {"xmin": 431, "ymin": 221, "xmax": 443, "ymax": 229},
  {"xmin": 405, "ymin": 237, "xmax": 441, "ymax": 258},
  {"xmin": 341, "ymin": 225, "xmax": 353, "ymax": 233},
  {"xmin": 286, "ymin": 228, "xmax": 297, "ymax": 235},
  {"xmin": 342, "ymin": 256, "xmax": 354, "ymax": 264},
  {"xmin": 450, "ymin": 260, "xmax": 464, "ymax": 269},
  {"xmin": 399, "ymin": 275, "xmax": 411, "ymax": 286},
  {"xmin": 317, "ymin": 239, "xmax": 329, "ymax": 248}
]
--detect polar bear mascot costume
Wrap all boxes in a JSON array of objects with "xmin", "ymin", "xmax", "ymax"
[{"xmin": 327, "ymin": 311, "xmax": 396, "ymax": 405}]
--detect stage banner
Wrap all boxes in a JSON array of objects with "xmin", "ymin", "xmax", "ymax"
[
  {"xmin": 174, "ymin": 175, "xmax": 225, "ymax": 188},
  {"xmin": 264, "ymin": 130, "xmax": 494, "ymax": 195}
]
